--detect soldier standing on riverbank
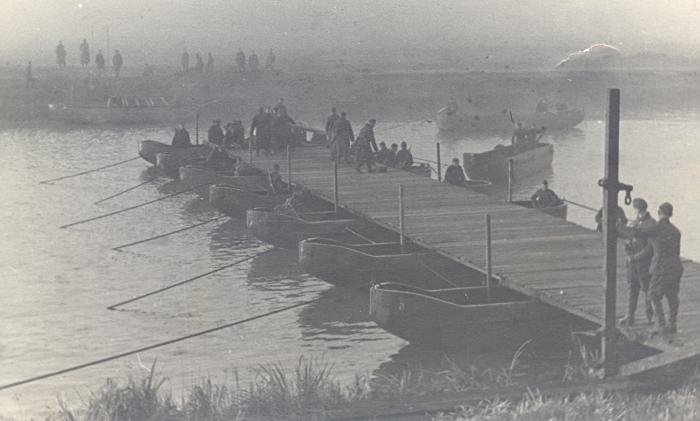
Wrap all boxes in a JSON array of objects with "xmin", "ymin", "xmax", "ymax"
[
  {"xmin": 265, "ymin": 49, "xmax": 276, "ymax": 71},
  {"xmin": 56, "ymin": 41, "xmax": 67, "ymax": 67},
  {"xmin": 236, "ymin": 49, "xmax": 246, "ymax": 74},
  {"xmin": 95, "ymin": 50, "xmax": 106, "ymax": 76},
  {"xmin": 80, "ymin": 39, "xmax": 90, "ymax": 67},
  {"xmin": 181, "ymin": 50, "xmax": 190, "ymax": 72},
  {"xmin": 112, "ymin": 50, "xmax": 123, "ymax": 77}
]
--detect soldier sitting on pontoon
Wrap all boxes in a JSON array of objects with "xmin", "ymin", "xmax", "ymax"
[{"xmin": 530, "ymin": 180, "xmax": 562, "ymax": 208}]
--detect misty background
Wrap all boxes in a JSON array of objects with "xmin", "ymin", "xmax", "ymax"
[{"xmin": 3, "ymin": 0, "xmax": 700, "ymax": 68}]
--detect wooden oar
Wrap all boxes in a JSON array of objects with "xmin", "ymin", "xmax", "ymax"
[
  {"xmin": 39, "ymin": 156, "xmax": 140, "ymax": 184},
  {"xmin": 112, "ymin": 215, "xmax": 227, "ymax": 250},
  {"xmin": 94, "ymin": 178, "xmax": 158, "ymax": 205}
]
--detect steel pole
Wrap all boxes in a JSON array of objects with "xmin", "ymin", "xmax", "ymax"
[{"xmin": 485, "ymin": 214, "xmax": 493, "ymax": 301}]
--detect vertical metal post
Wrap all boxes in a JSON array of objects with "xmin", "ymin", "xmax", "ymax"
[
  {"xmin": 485, "ymin": 214, "xmax": 493, "ymax": 301},
  {"xmin": 248, "ymin": 134, "xmax": 253, "ymax": 163},
  {"xmin": 195, "ymin": 113, "xmax": 199, "ymax": 145},
  {"xmin": 333, "ymin": 159, "xmax": 339, "ymax": 214},
  {"xmin": 602, "ymin": 88, "xmax": 621, "ymax": 378},
  {"xmin": 436, "ymin": 142, "xmax": 442, "ymax": 181},
  {"xmin": 287, "ymin": 144, "xmax": 292, "ymax": 193},
  {"xmin": 399, "ymin": 184, "xmax": 405, "ymax": 252},
  {"xmin": 507, "ymin": 159, "xmax": 514, "ymax": 202}
]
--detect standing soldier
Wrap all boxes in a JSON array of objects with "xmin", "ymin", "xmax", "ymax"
[
  {"xmin": 205, "ymin": 53, "xmax": 215, "ymax": 74},
  {"xmin": 95, "ymin": 50, "xmax": 106, "ymax": 76},
  {"xmin": 355, "ymin": 119, "xmax": 377, "ymax": 173},
  {"xmin": 265, "ymin": 48, "xmax": 276, "ymax": 71},
  {"xmin": 250, "ymin": 108, "xmax": 272, "ymax": 156},
  {"xmin": 325, "ymin": 107, "xmax": 339, "ymax": 147},
  {"xmin": 236, "ymin": 49, "xmax": 246, "ymax": 74},
  {"xmin": 249, "ymin": 51, "xmax": 259, "ymax": 72},
  {"xmin": 80, "ymin": 39, "xmax": 90, "ymax": 67},
  {"xmin": 56, "ymin": 41, "xmax": 67, "ymax": 67},
  {"xmin": 619, "ymin": 198, "xmax": 656, "ymax": 326},
  {"xmin": 208, "ymin": 119, "xmax": 224, "ymax": 146},
  {"xmin": 181, "ymin": 50, "xmax": 190, "ymax": 72},
  {"xmin": 112, "ymin": 50, "xmax": 123, "ymax": 77},
  {"xmin": 619, "ymin": 202, "xmax": 684, "ymax": 334},
  {"xmin": 330, "ymin": 111, "xmax": 354, "ymax": 163}
]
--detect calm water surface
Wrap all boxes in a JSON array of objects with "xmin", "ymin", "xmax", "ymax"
[{"xmin": 0, "ymin": 118, "xmax": 698, "ymax": 417}]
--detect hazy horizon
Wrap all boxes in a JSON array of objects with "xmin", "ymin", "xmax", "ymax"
[{"xmin": 2, "ymin": 0, "xmax": 700, "ymax": 66}]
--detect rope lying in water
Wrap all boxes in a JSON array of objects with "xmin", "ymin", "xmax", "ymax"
[
  {"xmin": 0, "ymin": 294, "xmax": 323, "ymax": 392},
  {"xmin": 60, "ymin": 183, "xmax": 210, "ymax": 229},
  {"xmin": 39, "ymin": 156, "xmax": 141, "ymax": 184},
  {"xmin": 107, "ymin": 248, "xmax": 273, "ymax": 309},
  {"xmin": 94, "ymin": 178, "xmax": 158, "ymax": 205},
  {"xmin": 112, "ymin": 215, "xmax": 228, "ymax": 251}
]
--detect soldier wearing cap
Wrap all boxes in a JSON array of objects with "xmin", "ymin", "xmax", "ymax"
[
  {"xmin": 208, "ymin": 119, "xmax": 224, "ymax": 146},
  {"xmin": 619, "ymin": 202, "xmax": 684, "ymax": 334},
  {"xmin": 619, "ymin": 198, "xmax": 656, "ymax": 326}
]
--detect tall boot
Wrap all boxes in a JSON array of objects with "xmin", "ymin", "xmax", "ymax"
[
  {"xmin": 651, "ymin": 297, "xmax": 666, "ymax": 334},
  {"xmin": 667, "ymin": 290, "xmax": 679, "ymax": 334}
]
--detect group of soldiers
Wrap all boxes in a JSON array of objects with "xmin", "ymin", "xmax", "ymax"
[
  {"xmin": 55, "ymin": 40, "xmax": 123, "ymax": 77},
  {"xmin": 249, "ymin": 99, "xmax": 300, "ymax": 155},
  {"xmin": 180, "ymin": 50, "xmax": 215, "ymax": 74},
  {"xmin": 324, "ymin": 108, "xmax": 415, "ymax": 173},
  {"xmin": 234, "ymin": 49, "xmax": 275, "ymax": 74}
]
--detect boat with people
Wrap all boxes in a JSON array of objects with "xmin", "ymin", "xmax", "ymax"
[
  {"xmin": 49, "ymin": 96, "xmax": 195, "ymax": 125},
  {"xmin": 463, "ymin": 142, "xmax": 554, "ymax": 184},
  {"xmin": 512, "ymin": 200, "xmax": 568, "ymax": 220},
  {"xmin": 209, "ymin": 185, "xmax": 286, "ymax": 217},
  {"xmin": 179, "ymin": 165, "xmax": 268, "ymax": 199},
  {"xmin": 137, "ymin": 140, "xmax": 209, "ymax": 165},
  {"xmin": 246, "ymin": 208, "xmax": 364, "ymax": 248},
  {"xmin": 436, "ymin": 102, "xmax": 584, "ymax": 134},
  {"xmin": 370, "ymin": 282, "xmax": 582, "ymax": 353}
]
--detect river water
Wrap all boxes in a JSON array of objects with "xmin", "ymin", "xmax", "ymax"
[{"xmin": 0, "ymin": 117, "xmax": 698, "ymax": 418}]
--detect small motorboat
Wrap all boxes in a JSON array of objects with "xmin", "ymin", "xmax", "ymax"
[
  {"xmin": 137, "ymin": 140, "xmax": 209, "ymax": 165},
  {"xmin": 512, "ymin": 200, "xmax": 568, "ymax": 220},
  {"xmin": 370, "ymin": 282, "xmax": 577, "ymax": 353},
  {"xmin": 179, "ymin": 165, "xmax": 268, "ymax": 200},
  {"xmin": 246, "ymin": 208, "xmax": 364, "ymax": 248},
  {"xmin": 209, "ymin": 185, "xmax": 286, "ymax": 217}
]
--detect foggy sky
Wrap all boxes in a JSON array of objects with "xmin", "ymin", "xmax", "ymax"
[{"xmin": 3, "ymin": 0, "xmax": 699, "ymax": 65}]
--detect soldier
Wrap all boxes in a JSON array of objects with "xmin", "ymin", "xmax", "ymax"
[
  {"xmin": 619, "ymin": 202, "xmax": 684, "ymax": 334},
  {"xmin": 331, "ymin": 112, "xmax": 354, "ymax": 163},
  {"xmin": 95, "ymin": 50, "xmax": 106, "ymax": 76},
  {"xmin": 395, "ymin": 141, "xmax": 413, "ymax": 169},
  {"xmin": 232, "ymin": 120, "xmax": 245, "ymax": 148},
  {"xmin": 511, "ymin": 122, "xmax": 527, "ymax": 146},
  {"xmin": 355, "ymin": 119, "xmax": 377, "ymax": 173},
  {"xmin": 444, "ymin": 158, "xmax": 467, "ymax": 186},
  {"xmin": 171, "ymin": 123, "xmax": 191, "ymax": 147},
  {"xmin": 208, "ymin": 119, "xmax": 224, "ymax": 146},
  {"xmin": 325, "ymin": 107, "xmax": 339, "ymax": 146},
  {"xmin": 79, "ymin": 39, "xmax": 90, "ymax": 67},
  {"xmin": 595, "ymin": 206, "xmax": 627, "ymax": 232},
  {"xmin": 56, "ymin": 41, "xmax": 67, "ymax": 67},
  {"xmin": 265, "ymin": 49, "xmax": 276, "ymax": 70},
  {"xmin": 268, "ymin": 163, "xmax": 285, "ymax": 194},
  {"xmin": 619, "ymin": 198, "xmax": 656, "ymax": 326},
  {"xmin": 181, "ymin": 50, "xmax": 190, "ymax": 72},
  {"xmin": 375, "ymin": 142, "xmax": 393, "ymax": 166},
  {"xmin": 273, "ymin": 98, "xmax": 287, "ymax": 117},
  {"xmin": 530, "ymin": 180, "xmax": 561, "ymax": 208},
  {"xmin": 250, "ymin": 108, "xmax": 272, "ymax": 156},
  {"xmin": 235, "ymin": 49, "xmax": 246, "ymax": 73},
  {"xmin": 249, "ymin": 51, "xmax": 259, "ymax": 72},
  {"xmin": 525, "ymin": 124, "xmax": 545, "ymax": 144},
  {"xmin": 112, "ymin": 50, "xmax": 123, "ymax": 77}
]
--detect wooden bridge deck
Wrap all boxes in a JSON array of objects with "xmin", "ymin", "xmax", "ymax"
[{"xmin": 250, "ymin": 146, "xmax": 700, "ymax": 378}]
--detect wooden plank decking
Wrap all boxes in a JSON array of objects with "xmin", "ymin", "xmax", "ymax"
[{"xmin": 249, "ymin": 146, "xmax": 700, "ymax": 378}]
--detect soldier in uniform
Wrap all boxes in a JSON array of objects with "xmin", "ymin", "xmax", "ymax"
[
  {"xmin": 330, "ymin": 112, "xmax": 354, "ymax": 163},
  {"xmin": 444, "ymin": 158, "xmax": 467, "ymax": 186},
  {"xmin": 619, "ymin": 198, "xmax": 656, "ymax": 326},
  {"xmin": 56, "ymin": 41, "xmax": 67, "ymax": 67},
  {"xmin": 325, "ymin": 107, "xmax": 339, "ymax": 146},
  {"xmin": 530, "ymin": 180, "xmax": 562, "ymax": 208},
  {"xmin": 208, "ymin": 119, "xmax": 224, "ymax": 146},
  {"xmin": 354, "ymin": 119, "xmax": 377, "ymax": 173},
  {"xmin": 619, "ymin": 202, "xmax": 684, "ymax": 334}
]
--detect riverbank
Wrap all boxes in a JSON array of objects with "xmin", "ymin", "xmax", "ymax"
[{"xmin": 3, "ymin": 65, "xmax": 700, "ymax": 129}]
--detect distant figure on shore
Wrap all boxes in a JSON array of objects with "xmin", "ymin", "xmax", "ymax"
[
  {"xmin": 530, "ymin": 180, "xmax": 561, "ymax": 208},
  {"xmin": 194, "ymin": 53, "xmax": 204, "ymax": 73},
  {"xmin": 56, "ymin": 41, "xmax": 67, "ymax": 67},
  {"xmin": 205, "ymin": 53, "xmax": 214, "ymax": 74},
  {"xmin": 325, "ymin": 107, "xmax": 339, "ymax": 146},
  {"xmin": 80, "ymin": 39, "xmax": 90, "ymax": 67},
  {"xmin": 236, "ymin": 49, "xmax": 246, "ymax": 74},
  {"xmin": 25, "ymin": 61, "xmax": 35, "ymax": 88},
  {"xmin": 112, "ymin": 50, "xmax": 123, "ymax": 77},
  {"xmin": 445, "ymin": 158, "xmax": 467, "ymax": 186},
  {"xmin": 208, "ymin": 119, "xmax": 224, "ymax": 146},
  {"xmin": 355, "ymin": 119, "xmax": 377, "ymax": 173},
  {"xmin": 618, "ymin": 202, "xmax": 684, "ymax": 334},
  {"xmin": 181, "ymin": 50, "xmax": 190, "ymax": 73},
  {"xmin": 172, "ymin": 123, "xmax": 191, "ymax": 147},
  {"xmin": 249, "ymin": 51, "xmax": 259, "ymax": 72},
  {"xmin": 265, "ymin": 49, "xmax": 276, "ymax": 71},
  {"xmin": 330, "ymin": 111, "xmax": 354, "ymax": 163},
  {"xmin": 95, "ymin": 50, "xmax": 106, "ymax": 75},
  {"xmin": 395, "ymin": 141, "xmax": 413, "ymax": 169}
]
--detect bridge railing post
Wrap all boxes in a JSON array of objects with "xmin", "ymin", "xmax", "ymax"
[
  {"xmin": 333, "ymin": 159, "xmax": 339, "ymax": 214},
  {"xmin": 287, "ymin": 144, "xmax": 292, "ymax": 192},
  {"xmin": 485, "ymin": 214, "xmax": 493, "ymax": 301},
  {"xmin": 399, "ymin": 184, "xmax": 405, "ymax": 252}
]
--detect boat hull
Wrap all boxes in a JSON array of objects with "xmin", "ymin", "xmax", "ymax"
[
  {"xmin": 209, "ymin": 185, "xmax": 285, "ymax": 217},
  {"xmin": 463, "ymin": 143, "xmax": 553, "ymax": 184},
  {"xmin": 370, "ymin": 283, "xmax": 571, "ymax": 353},
  {"xmin": 138, "ymin": 140, "xmax": 209, "ymax": 165},
  {"xmin": 512, "ymin": 200, "xmax": 568, "ymax": 220},
  {"xmin": 179, "ymin": 165, "xmax": 268, "ymax": 199},
  {"xmin": 299, "ymin": 238, "xmax": 431, "ymax": 287},
  {"xmin": 437, "ymin": 109, "xmax": 584, "ymax": 134},
  {"xmin": 247, "ymin": 209, "xmax": 363, "ymax": 248},
  {"xmin": 155, "ymin": 152, "xmax": 206, "ymax": 179}
]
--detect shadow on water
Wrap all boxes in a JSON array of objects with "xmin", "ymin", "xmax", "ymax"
[
  {"xmin": 208, "ymin": 217, "xmax": 261, "ymax": 253},
  {"xmin": 297, "ymin": 286, "xmax": 376, "ymax": 343}
]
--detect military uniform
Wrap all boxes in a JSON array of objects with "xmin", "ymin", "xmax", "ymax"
[
  {"xmin": 530, "ymin": 187, "xmax": 561, "ymax": 208},
  {"xmin": 623, "ymin": 212, "xmax": 656, "ymax": 324},
  {"xmin": 444, "ymin": 164, "xmax": 466, "ymax": 186},
  {"xmin": 354, "ymin": 124, "xmax": 376, "ymax": 172},
  {"xmin": 331, "ymin": 117, "xmax": 354, "ymax": 163}
]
